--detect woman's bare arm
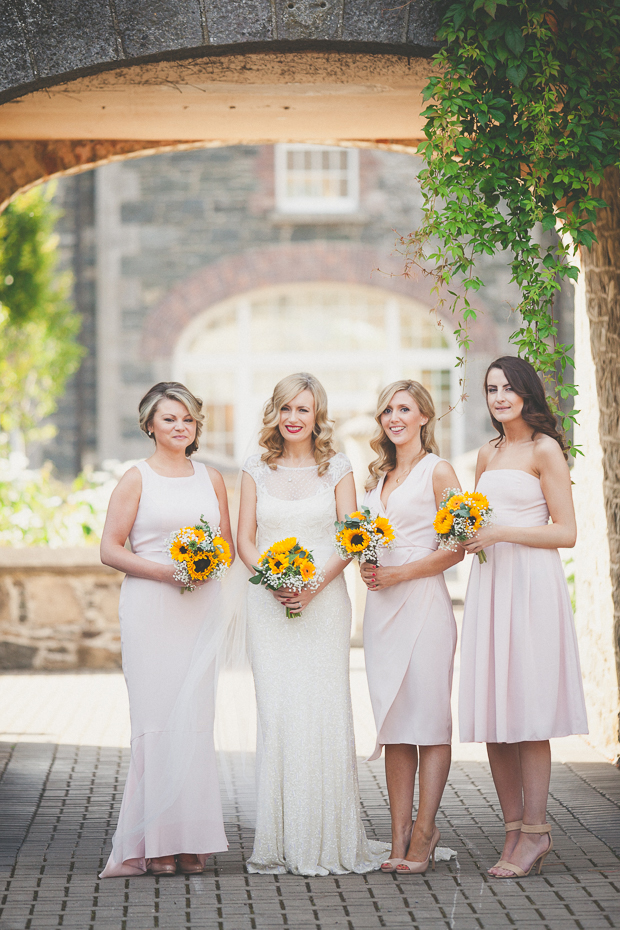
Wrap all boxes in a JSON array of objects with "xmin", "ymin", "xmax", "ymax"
[
  {"xmin": 100, "ymin": 468, "xmax": 180, "ymax": 584},
  {"xmin": 237, "ymin": 471, "xmax": 260, "ymax": 572},
  {"xmin": 207, "ymin": 466, "xmax": 236, "ymax": 562}
]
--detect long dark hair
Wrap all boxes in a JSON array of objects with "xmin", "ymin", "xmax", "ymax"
[{"xmin": 484, "ymin": 357, "xmax": 567, "ymax": 459}]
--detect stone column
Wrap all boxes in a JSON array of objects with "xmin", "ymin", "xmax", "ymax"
[{"xmin": 572, "ymin": 255, "xmax": 620, "ymax": 762}]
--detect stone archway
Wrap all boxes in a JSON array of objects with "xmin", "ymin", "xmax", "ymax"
[{"xmin": 0, "ymin": 1, "xmax": 442, "ymax": 209}]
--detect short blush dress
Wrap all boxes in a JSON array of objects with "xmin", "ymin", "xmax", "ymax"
[
  {"xmin": 100, "ymin": 460, "xmax": 228, "ymax": 878},
  {"xmin": 363, "ymin": 454, "xmax": 457, "ymax": 759},
  {"xmin": 459, "ymin": 469, "xmax": 588, "ymax": 744}
]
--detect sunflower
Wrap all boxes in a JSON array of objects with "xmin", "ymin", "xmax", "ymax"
[
  {"xmin": 299, "ymin": 560, "xmax": 316, "ymax": 581},
  {"xmin": 212, "ymin": 536, "xmax": 232, "ymax": 566},
  {"xmin": 187, "ymin": 551, "xmax": 216, "ymax": 579},
  {"xmin": 170, "ymin": 539, "xmax": 193, "ymax": 562},
  {"xmin": 348, "ymin": 511, "xmax": 365, "ymax": 521},
  {"xmin": 373, "ymin": 516, "xmax": 395, "ymax": 543},
  {"xmin": 268, "ymin": 554, "xmax": 290, "ymax": 574},
  {"xmin": 434, "ymin": 509, "xmax": 454, "ymax": 534},
  {"xmin": 446, "ymin": 495, "xmax": 465, "ymax": 512},
  {"xmin": 270, "ymin": 537, "xmax": 297, "ymax": 554},
  {"xmin": 469, "ymin": 491, "xmax": 489, "ymax": 509},
  {"xmin": 468, "ymin": 508, "xmax": 483, "ymax": 532},
  {"xmin": 339, "ymin": 527, "xmax": 371, "ymax": 553}
]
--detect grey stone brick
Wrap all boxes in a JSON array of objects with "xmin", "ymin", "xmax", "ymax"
[{"xmin": 113, "ymin": 0, "xmax": 205, "ymax": 57}]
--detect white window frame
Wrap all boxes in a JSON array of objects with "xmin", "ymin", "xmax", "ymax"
[{"xmin": 274, "ymin": 144, "xmax": 360, "ymax": 215}]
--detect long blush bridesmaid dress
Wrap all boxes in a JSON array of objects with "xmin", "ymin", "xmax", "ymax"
[
  {"xmin": 100, "ymin": 460, "xmax": 228, "ymax": 878},
  {"xmin": 459, "ymin": 469, "xmax": 588, "ymax": 744},
  {"xmin": 363, "ymin": 453, "xmax": 457, "ymax": 759}
]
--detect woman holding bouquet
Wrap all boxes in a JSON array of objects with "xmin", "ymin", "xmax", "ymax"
[
  {"xmin": 459, "ymin": 357, "xmax": 587, "ymax": 878},
  {"xmin": 99, "ymin": 382, "xmax": 233, "ymax": 878},
  {"xmin": 237, "ymin": 372, "xmax": 388, "ymax": 875},
  {"xmin": 361, "ymin": 380, "xmax": 463, "ymax": 875}
]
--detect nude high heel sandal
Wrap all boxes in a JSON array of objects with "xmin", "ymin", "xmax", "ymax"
[
  {"xmin": 176, "ymin": 854, "xmax": 205, "ymax": 874},
  {"xmin": 148, "ymin": 856, "xmax": 177, "ymax": 876},
  {"xmin": 489, "ymin": 819, "xmax": 522, "ymax": 872},
  {"xmin": 380, "ymin": 858, "xmax": 404, "ymax": 872},
  {"xmin": 493, "ymin": 823, "xmax": 553, "ymax": 878},
  {"xmin": 395, "ymin": 828, "xmax": 441, "ymax": 876}
]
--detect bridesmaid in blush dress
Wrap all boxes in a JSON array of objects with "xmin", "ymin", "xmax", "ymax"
[
  {"xmin": 99, "ymin": 382, "xmax": 234, "ymax": 878},
  {"xmin": 459, "ymin": 357, "xmax": 588, "ymax": 879},
  {"xmin": 361, "ymin": 380, "xmax": 464, "ymax": 876}
]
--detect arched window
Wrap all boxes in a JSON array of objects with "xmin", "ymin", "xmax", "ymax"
[{"xmin": 173, "ymin": 283, "xmax": 463, "ymax": 463}]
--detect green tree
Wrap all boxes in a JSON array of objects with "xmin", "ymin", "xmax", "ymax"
[
  {"xmin": 0, "ymin": 184, "xmax": 83, "ymax": 445},
  {"xmin": 410, "ymin": 0, "xmax": 620, "ymax": 740}
]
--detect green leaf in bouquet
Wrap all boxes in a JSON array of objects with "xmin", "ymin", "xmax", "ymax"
[{"xmin": 249, "ymin": 569, "xmax": 263, "ymax": 584}]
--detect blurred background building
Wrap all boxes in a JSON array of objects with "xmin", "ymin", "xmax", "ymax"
[{"xmin": 47, "ymin": 144, "xmax": 573, "ymax": 484}]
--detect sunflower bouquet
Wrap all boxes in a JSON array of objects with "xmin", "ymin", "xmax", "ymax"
[
  {"xmin": 166, "ymin": 515, "xmax": 232, "ymax": 592},
  {"xmin": 433, "ymin": 489, "xmax": 493, "ymax": 564},
  {"xmin": 249, "ymin": 537, "xmax": 323, "ymax": 618},
  {"xmin": 334, "ymin": 506, "xmax": 395, "ymax": 564}
]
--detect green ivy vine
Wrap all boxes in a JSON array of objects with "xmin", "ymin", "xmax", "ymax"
[{"xmin": 407, "ymin": 0, "xmax": 620, "ymax": 440}]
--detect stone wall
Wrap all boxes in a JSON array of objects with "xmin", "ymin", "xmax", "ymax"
[
  {"xmin": 0, "ymin": 549, "xmax": 122, "ymax": 671},
  {"xmin": 573, "ymin": 263, "xmax": 620, "ymax": 763}
]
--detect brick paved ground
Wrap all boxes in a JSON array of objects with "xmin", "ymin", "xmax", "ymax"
[{"xmin": 1, "ymin": 649, "xmax": 619, "ymax": 930}]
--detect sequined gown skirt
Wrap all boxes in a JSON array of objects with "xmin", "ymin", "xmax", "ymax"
[{"xmin": 246, "ymin": 573, "xmax": 387, "ymax": 876}]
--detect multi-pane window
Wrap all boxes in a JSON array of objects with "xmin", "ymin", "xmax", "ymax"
[
  {"xmin": 275, "ymin": 144, "xmax": 359, "ymax": 214},
  {"xmin": 174, "ymin": 283, "xmax": 463, "ymax": 464}
]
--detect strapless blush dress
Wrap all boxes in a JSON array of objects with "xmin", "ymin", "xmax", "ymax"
[{"xmin": 459, "ymin": 469, "xmax": 588, "ymax": 744}]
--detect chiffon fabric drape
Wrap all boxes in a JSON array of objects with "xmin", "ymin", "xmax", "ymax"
[
  {"xmin": 459, "ymin": 469, "xmax": 588, "ymax": 744},
  {"xmin": 241, "ymin": 452, "xmax": 389, "ymax": 876},
  {"xmin": 363, "ymin": 454, "xmax": 457, "ymax": 759},
  {"xmin": 100, "ymin": 460, "xmax": 228, "ymax": 878}
]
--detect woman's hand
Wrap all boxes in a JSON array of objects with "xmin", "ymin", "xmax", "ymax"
[
  {"xmin": 271, "ymin": 586, "xmax": 316, "ymax": 613},
  {"xmin": 360, "ymin": 562, "xmax": 403, "ymax": 591},
  {"xmin": 460, "ymin": 525, "xmax": 503, "ymax": 554},
  {"xmin": 160, "ymin": 565, "xmax": 210, "ymax": 588}
]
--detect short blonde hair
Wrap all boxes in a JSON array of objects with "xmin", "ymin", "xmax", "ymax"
[
  {"xmin": 138, "ymin": 381, "xmax": 204, "ymax": 457},
  {"xmin": 259, "ymin": 372, "xmax": 335, "ymax": 476},
  {"xmin": 366, "ymin": 380, "xmax": 439, "ymax": 490}
]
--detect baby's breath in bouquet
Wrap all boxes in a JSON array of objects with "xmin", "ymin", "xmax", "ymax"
[
  {"xmin": 434, "ymin": 490, "xmax": 493, "ymax": 564},
  {"xmin": 334, "ymin": 506, "xmax": 395, "ymax": 564},
  {"xmin": 167, "ymin": 515, "xmax": 232, "ymax": 592},
  {"xmin": 249, "ymin": 537, "xmax": 323, "ymax": 618}
]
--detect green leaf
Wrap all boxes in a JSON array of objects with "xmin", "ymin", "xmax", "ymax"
[
  {"xmin": 506, "ymin": 62, "xmax": 527, "ymax": 86},
  {"xmin": 504, "ymin": 23, "xmax": 525, "ymax": 56},
  {"xmin": 541, "ymin": 214, "xmax": 557, "ymax": 232}
]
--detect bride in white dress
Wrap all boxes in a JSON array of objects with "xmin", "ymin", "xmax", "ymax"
[{"xmin": 237, "ymin": 372, "xmax": 388, "ymax": 876}]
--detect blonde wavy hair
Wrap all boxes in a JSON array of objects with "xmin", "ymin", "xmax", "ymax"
[
  {"xmin": 366, "ymin": 379, "xmax": 439, "ymax": 490},
  {"xmin": 138, "ymin": 381, "xmax": 204, "ymax": 457},
  {"xmin": 259, "ymin": 372, "xmax": 335, "ymax": 476}
]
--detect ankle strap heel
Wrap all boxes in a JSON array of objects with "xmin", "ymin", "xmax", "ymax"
[
  {"xmin": 492, "ymin": 823, "xmax": 553, "ymax": 878},
  {"xmin": 521, "ymin": 823, "xmax": 551, "ymax": 835},
  {"xmin": 504, "ymin": 820, "xmax": 522, "ymax": 832}
]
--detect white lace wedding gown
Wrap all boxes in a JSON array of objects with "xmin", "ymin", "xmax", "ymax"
[{"xmin": 242, "ymin": 452, "xmax": 389, "ymax": 876}]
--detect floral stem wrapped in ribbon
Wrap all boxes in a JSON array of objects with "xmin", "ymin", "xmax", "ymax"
[
  {"xmin": 433, "ymin": 489, "xmax": 493, "ymax": 564},
  {"xmin": 334, "ymin": 505, "xmax": 395, "ymax": 564},
  {"xmin": 167, "ymin": 515, "xmax": 232, "ymax": 592},
  {"xmin": 249, "ymin": 537, "xmax": 323, "ymax": 618}
]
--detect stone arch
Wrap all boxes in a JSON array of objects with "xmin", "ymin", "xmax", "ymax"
[
  {"xmin": 0, "ymin": 1, "xmax": 443, "ymax": 209},
  {"xmin": 143, "ymin": 240, "xmax": 497, "ymax": 362}
]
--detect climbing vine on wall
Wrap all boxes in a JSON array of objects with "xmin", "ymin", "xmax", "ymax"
[{"xmin": 408, "ymin": 0, "xmax": 620, "ymax": 438}]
